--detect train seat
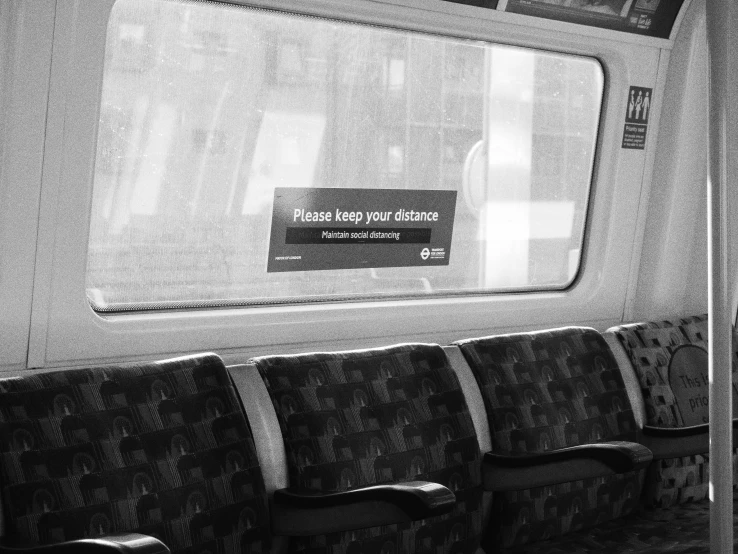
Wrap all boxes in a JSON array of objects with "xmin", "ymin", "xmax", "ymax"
[
  {"xmin": 604, "ymin": 314, "xmax": 738, "ymax": 507},
  {"xmin": 452, "ymin": 327, "xmax": 652, "ymax": 551},
  {"xmin": 0, "ymin": 353, "xmax": 271, "ymax": 554},
  {"xmin": 241, "ymin": 343, "xmax": 485, "ymax": 554}
]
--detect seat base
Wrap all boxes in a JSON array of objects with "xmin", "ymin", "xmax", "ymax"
[{"xmin": 493, "ymin": 489, "xmax": 738, "ymax": 554}]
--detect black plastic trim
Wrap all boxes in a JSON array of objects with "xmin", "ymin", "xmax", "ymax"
[
  {"xmin": 642, "ymin": 420, "xmax": 738, "ymax": 459},
  {"xmin": 0, "ymin": 534, "xmax": 169, "ymax": 554},
  {"xmin": 485, "ymin": 441, "xmax": 653, "ymax": 471},
  {"xmin": 642, "ymin": 419, "xmax": 738, "ymax": 438},
  {"xmin": 271, "ymin": 481, "xmax": 455, "ymax": 536},
  {"xmin": 482, "ymin": 441, "xmax": 653, "ymax": 491}
]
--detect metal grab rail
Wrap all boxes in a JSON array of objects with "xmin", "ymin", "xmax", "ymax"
[{"xmin": 706, "ymin": 0, "xmax": 733, "ymax": 551}]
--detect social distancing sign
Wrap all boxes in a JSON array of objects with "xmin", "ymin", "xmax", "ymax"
[{"xmin": 267, "ymin": 188, "xmax": 457, "ymax": 272}]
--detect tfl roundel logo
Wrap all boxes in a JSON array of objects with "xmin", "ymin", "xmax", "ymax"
[{"xmin": 420, "ymin": 248, "xmax": 430, "ymax": 260}]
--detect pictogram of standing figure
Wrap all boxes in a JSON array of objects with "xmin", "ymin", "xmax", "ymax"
[
  {"xmin": 634, "ymin": 91, "xmax": 643, "ymax": 120},
  {"xmin": 628, "ymin": 89, "xmax": 635, "ymax": 119},
  {"xmin": 642, "ymin": 91, "xmax": 651, "ymax": 121}
]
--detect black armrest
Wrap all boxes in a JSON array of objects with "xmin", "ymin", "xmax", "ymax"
[
  {"xmin": 642, "ymin": 419, "xmax": 738, "ymax": 459},
  {"xmin": 271, "ymin": 481, "xmax": 456, "ymax": 536},
  {"xmin": 483, "ymin": 441, "xmax": 653, "ymax": 491},
  {"xmin": 0, "ymin": 534, "xmax": 169, "ymax": 554}
]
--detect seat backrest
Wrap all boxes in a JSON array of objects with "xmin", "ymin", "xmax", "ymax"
[
  {"xmin": 605, "ymin": 315, "xmax": 738, "ymax": 507},
  {"xmin": 454, "ymin": 327, "xmax": 643, "ymax": 547},
  {"xmin": 605, "ymin": 314, "xmax": 738, "ymax": 426},
  {"xmin": 251, "ymin": 343, "xmax": 483, "ymax": 554},
  {"xmin": 455, "ymin": 327, "xmax": 639, "ymax": 452},
  {"xmin": 0, "ymin": 353, "xmax": 270, "ymax": 553}
]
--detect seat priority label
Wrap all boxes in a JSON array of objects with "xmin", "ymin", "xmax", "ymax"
[
  {"xmin": 622, "ymin": 86, "xmax": 653, "ymax": 150},
  {"xmin": 267, "ymin": 187, "xmax": 457, "ymax": 272}
]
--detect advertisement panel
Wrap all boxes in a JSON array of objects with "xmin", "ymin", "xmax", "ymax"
[{"xmin": 504, "ymin": 0, "xmax": 685, "ymax": 38}]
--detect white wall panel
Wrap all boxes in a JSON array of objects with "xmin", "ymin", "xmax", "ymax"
[
  {"xmin": 0, "ymin": 2, "xmax": 55, "ymax": 371},
  {"xmin": 630, "ymin": 0, "xmax": 708, "ymax": 321}
]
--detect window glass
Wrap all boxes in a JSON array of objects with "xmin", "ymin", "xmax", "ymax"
[{"xmin": 87, "ymin": 0, "xmax": 603, "ymax": 311}]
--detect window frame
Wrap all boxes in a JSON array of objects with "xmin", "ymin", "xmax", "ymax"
[
  {"xmin": 30, "ymin": 0, "xmax": 668, "ymax": 367},
  {"xmin": 86, "ymin": 7, "xmax": 607, "ymax": 310}
]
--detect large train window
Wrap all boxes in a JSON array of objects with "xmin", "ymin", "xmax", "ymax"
[{"xmin": 86, "ymin": 0, "xmax": 603, "ymax": 311}]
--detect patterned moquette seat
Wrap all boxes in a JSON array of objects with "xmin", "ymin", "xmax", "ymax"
[
  {"xmin": 252, "ymin": 343, "xmax": 484, "ymax": 554},
  {"xmin": 606, "ymin": 315, "xmax": 738, "ymax": 507},
  {"xmin": 454, "ymin": 327, "xmax": 644, "ymax": 549},
  {"xmin": 0, "ymin": 354, "xmax": 270, "ymax": 554}
]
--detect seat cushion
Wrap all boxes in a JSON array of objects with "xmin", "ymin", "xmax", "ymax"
[
  {"xmin": 253, "ymin": 343, "xmax": 483, "ymax": 554},
  {"xmin": 607, "ymin": 315, "xmax": 738, "ymax": 508},
  {"xmin": 0, "ymin": 354, "xmax": 270, "ymax": 554},
  {"xmin": 454, "ymin": 327, "xmax": 643, "ymax": 548}
]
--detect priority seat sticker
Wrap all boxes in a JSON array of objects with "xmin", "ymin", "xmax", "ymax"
[{"xmin": 622, "ymin": 86, "xmax": 653, "ymax": 150}]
